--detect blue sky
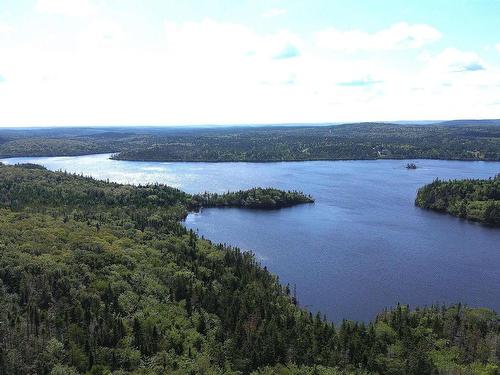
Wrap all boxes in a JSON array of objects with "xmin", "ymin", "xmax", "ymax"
[{"xmin": 0, "ymin": 0, "xmax": 499, "ymax": 126}]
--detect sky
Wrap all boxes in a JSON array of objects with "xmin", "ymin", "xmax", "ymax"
[{"xmin": 0, "ymin": 0, "xmax": 500, "ymax": 127}]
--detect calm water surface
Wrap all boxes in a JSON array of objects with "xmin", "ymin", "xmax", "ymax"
[{"xmin": 2, "ymin": 154, "xmax": 499, "ymax": 321}]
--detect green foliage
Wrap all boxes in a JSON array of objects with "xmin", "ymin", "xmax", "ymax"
[
  {"xmin": 192, "ymin": 188, "xmax": 314, "ymax": 209},
  {"xmin": 250, "ymin": 364, "xmax": 368, "ymax": 374},
  {"xmin": 415, "ymin": 175, "xmax": 500, "ymax": 226},
  {"xmin": 0, "ymin": 164, "xmax": 499, "ymax": 375}
]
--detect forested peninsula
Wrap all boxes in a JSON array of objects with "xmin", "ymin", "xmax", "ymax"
[
  {"xmin": 1, "ymin": 121, "xmax": 499, "ymax": 162},
  {"xmin": 0, "ymin": 163, "xmax": 499, "ymax": 375},
  {"xmin": 191, "ymin": 188, "xmax": 314, "ymax": 209},
  {"xmin": 415, "ymin": 175, "xmax": 500, "ymax": 226}
]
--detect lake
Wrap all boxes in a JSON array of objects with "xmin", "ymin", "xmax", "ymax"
[{"xmin": 2, "ymin": 153, "xmax": 499, "ymax": 321}]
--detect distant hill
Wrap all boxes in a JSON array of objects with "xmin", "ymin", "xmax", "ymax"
[
  {"xmin": 2, "ymin": 121, "xmax": 500, "ymax": 161},
  {"xmin": 436, "ymin": 119, "xmax": 500, "ymax": 127}
]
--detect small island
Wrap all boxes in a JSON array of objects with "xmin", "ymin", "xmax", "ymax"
[
  {"xmin": 406, "ymin": 162, "xmax": 417, "ymax": 169},
  {"xmin": 415, "ymin": 175, "xmax": 500, "ymax": 226},
  {"xmin": 191, "ymin": 187, "xmax": 314, "ymax": 209}
]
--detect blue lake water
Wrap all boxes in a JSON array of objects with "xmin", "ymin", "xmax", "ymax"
[{"xmin": 2, "ymin": 153, "xmax": 499, "ymax": 321}]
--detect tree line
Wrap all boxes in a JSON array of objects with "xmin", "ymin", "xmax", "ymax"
[
  {"xmin": 416, "ymin": 175, "xmax": 500, "ymax": 226},
  {"xmin": 191, "ymin": 188, "xmax": 314, "ymax": 209}
]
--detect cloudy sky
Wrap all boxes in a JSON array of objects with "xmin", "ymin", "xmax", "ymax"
[{"xmin": 0, "ymin": 0, "xmax": 500, "ymax": 126}]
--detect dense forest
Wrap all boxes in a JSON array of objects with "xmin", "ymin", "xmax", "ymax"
[
  {"xmin": 415, "ymin": 175, "xmax": 500, "ymax": 226},
  {"xmin": 1, "ymin": 122, "xmax": 499, "ymax": 161},
  {"xmin": 191, "ymin": 188, "xmax": 314, "ymax": 209},
  {"xmin": 0, "ymin": 163, "xmax": 499, "ymax": 374}
]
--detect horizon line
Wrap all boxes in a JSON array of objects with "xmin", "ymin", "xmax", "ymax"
[{"xmin": 1, "ymin": 118, "xmax": 499, "ymax": 130}]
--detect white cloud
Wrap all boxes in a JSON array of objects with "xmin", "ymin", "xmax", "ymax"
[
  {"xmin": 164, "ymin": 19, "xmax": 302, "ymax": 60},
  {"xmin": 423, "ymin": 48, "xmax": 485, "ymax": 74},
  {"xmin": 0, "ymin": 18, "xmax": 308, "ymax": 126},
  {"xmin": 496, "ymin": 43, "xmax": 500, "ymax": 53},
  {"xmin": 78, "ymin": 19, "xmax": 125, "ymax": 48},
  {"xmin": 36, "ymin": 0, "xmax": 97, "ymax": 17},
  {"xmin": 397, "ymin": 47, "xmax": 500, "ymax": 119},
  {"xmin": 1, "ymin": 14, "xmax": 500, "ymax": 126},
  {"xmin": 164, "ymin": 19, "xmax": 258, "ymax": 58},
  {"xmin": 315, "ymin": 22, "xmax": 441, "ymax": 51},
  {"xmin": 0, "ymin": 22, "xmax": 12, "ymax": 34},
  {"xmin": 261, "ymin": 8, "xmax": 287, "ymax": 18}
]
